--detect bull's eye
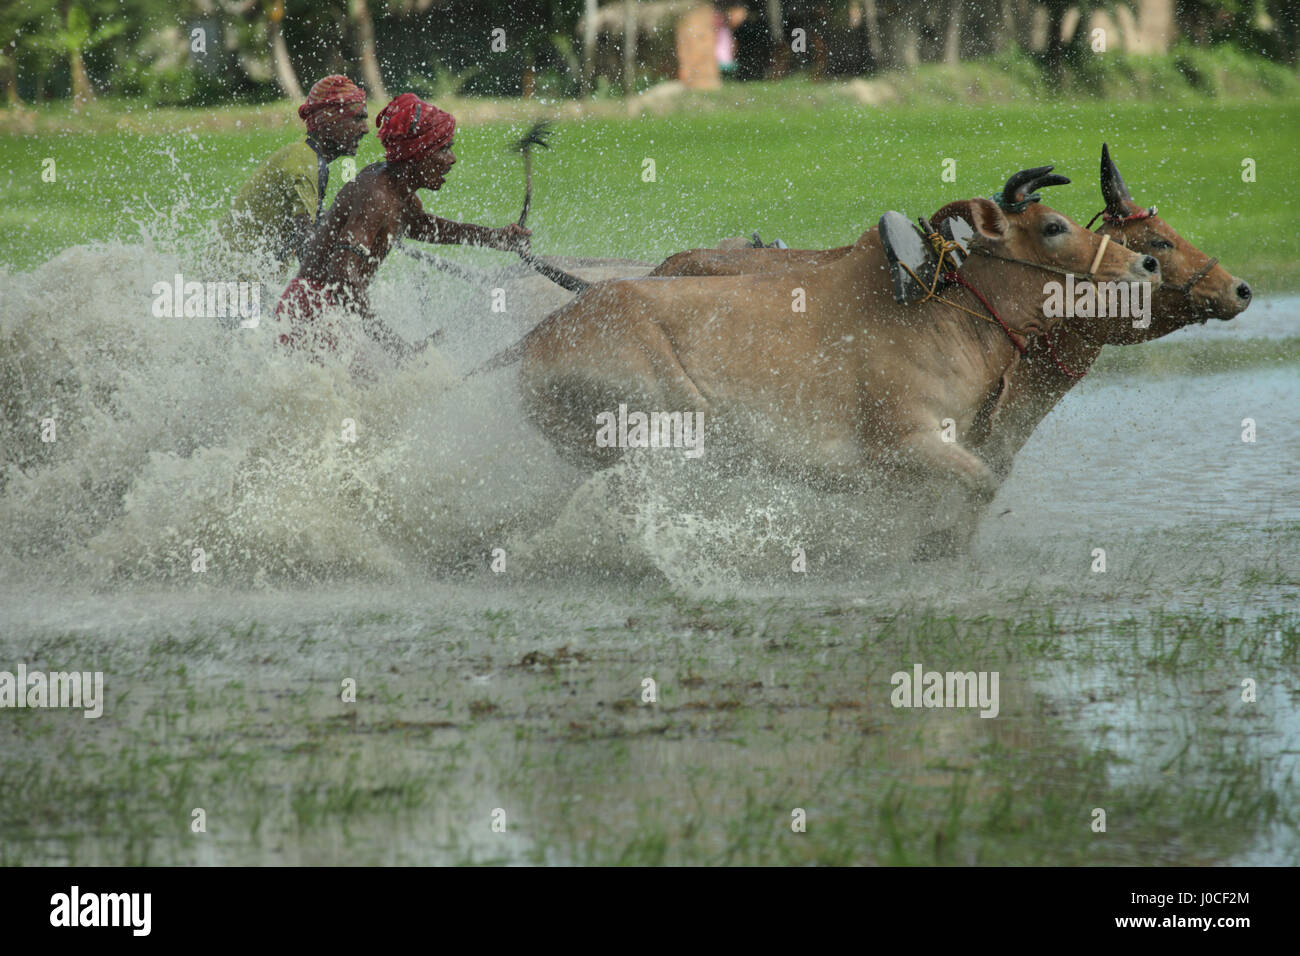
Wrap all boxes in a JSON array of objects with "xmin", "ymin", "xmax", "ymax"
[
  {"xmin": 1042, "ymin": 221, "xmax": 1067, "ymax": 237},
  {"xmin": 1148, "ymin": 238, "xmax": 1174, "ymax": 250}
]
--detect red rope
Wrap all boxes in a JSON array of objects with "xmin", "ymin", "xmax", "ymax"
[
  {"xmin": 942, "ymin": 269, "xmax": 1086, "ymax": 380},
  {"xmin": 1086, "ymin": 206, "xmax": 1157, "ymax": 229},
  {"xmin": 1108, "ymin": 207, "xmax": 1156, "ymax": 223},
  {"xmin": 942, "ymin": 271, "xmax": 1026, "ymax": 355},
  {"xmin": 1042, "ymin": 326, "xmax": 1085, "ymax": 379}
]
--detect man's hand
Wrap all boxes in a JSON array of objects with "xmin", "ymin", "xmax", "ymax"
[{"xmin": 495, "ymin": 223, "xmax": 531, "ymax": 255}]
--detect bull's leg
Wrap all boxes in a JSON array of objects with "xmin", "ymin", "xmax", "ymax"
[
  {"xmin": 914, "ymin": 527, "xmax": 961, "ymax": 561},
  {"xmin": 898, "ymin": 431, "xmax": 998, "ymax": 501},
  {"xmin": 914, "ymin": 506, "xmax": 986, "ymax": 561},
  {"xmin": 897, "ymin": 431, "xmax": 998, "ymax": 561}
]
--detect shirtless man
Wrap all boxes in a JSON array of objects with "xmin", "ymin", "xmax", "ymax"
[{"xmin": 275, "ymin": 93, "xmax": 530, "ymax": 361}]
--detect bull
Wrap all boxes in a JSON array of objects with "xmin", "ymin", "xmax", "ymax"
[
  {"xmin": 516, "ymin": 168, "xmax": 1160, "ymax": 545},
  {"xmin": 639, "ymin": 145, "xmax": 1252, "ymax": 556}
]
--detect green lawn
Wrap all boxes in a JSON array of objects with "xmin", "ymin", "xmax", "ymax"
[{"xmin": 2, "ymin": 97, "xmax": 1297, "ymax": 291}]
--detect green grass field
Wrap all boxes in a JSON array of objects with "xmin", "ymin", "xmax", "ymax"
[{"xmin": 2, "ymin": 95, "xmax": 1298, "ymax": 291}]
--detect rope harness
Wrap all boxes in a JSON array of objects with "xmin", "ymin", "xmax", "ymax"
[
  {"xmin": 897, "ymin": 232, "xmax": 1028, "ymax": 355},
  {"xmin": 1169, "ymin": 254, "xmax": 1220, "ymax": 295},
  {"xmin": 896, "ymin": 229, "xmax": 1109, "ymax": 379},
  {"xmin": 918, "ymin": 205, "xmax": 1224, "ymax": 383}
]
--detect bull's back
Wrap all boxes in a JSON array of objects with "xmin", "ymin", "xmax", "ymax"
[{"xmin": 649, "ymin": 247, "xmax": 850, "ymax": 277}]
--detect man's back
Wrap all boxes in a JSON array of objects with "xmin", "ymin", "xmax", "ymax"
[{"xmin": 217, "ymin": 140, "xmax": 320, "ymax": 264}]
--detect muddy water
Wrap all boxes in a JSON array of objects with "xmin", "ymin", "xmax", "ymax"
[{"xmin": 0, "ymin": 245, "xmax": 1296, "ymax": 864}]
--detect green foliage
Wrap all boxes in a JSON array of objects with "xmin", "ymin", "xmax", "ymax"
[
  {"xmin": 25, "ymin": 3, "xmax": 125, "ymax": 58},
  {"xmin": 403, "ymin": 60, "xmax": 484, "ymax": 102}
]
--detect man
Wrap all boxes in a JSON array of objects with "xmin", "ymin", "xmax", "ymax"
[
  {"xmin": 216, "ymin": 74, "xmax": 368, "ymax": 271},
  {"xmin": 274, "ymin": 92, "xmax": 530, "ymax": 362}
]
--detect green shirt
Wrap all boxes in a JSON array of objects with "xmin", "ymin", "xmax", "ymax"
[{"xmin": 216, "ymin": 140, "xmax": 324, "ymax": 265}]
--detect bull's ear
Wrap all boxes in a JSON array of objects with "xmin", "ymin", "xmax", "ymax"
[{"xmin": 967, "ymin": 198, "xmax": 1008, "ymax": 240}]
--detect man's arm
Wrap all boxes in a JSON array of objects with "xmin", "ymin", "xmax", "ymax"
[{"xmin": 407, "ymin": 214, "xmax": 530, "ymax": 252}]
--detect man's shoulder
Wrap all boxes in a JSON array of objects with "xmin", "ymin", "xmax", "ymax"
[
  {"xmin": 335, "ymin": 163, "xmax": 396, "ymax": 201},
  {"xmin": 266, "ymin": 139, "xmax": 316, "ymax": 177}
]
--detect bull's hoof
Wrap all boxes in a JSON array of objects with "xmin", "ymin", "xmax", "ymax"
[{"xmin": 913, "ymin": 528, "xmax": 961, "ymax": 562}]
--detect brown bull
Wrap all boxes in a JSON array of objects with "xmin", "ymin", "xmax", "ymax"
[
  {"xmin": 518, "ymin": 169, "xmax": 1160, "ymax": 527},
  {"xmin": 643, "ymin": 146, "xmax": 1251, "ymax": 556}
]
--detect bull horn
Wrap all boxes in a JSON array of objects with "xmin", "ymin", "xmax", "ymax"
[
  {"xmin": 995, "ymin": 165, "xmax": 1071, "ymax": 213},
  {"xmin": 1100, "ymin": 142, "xmax": 1133, "ymax": 215},
  {"xmin": 1029, "ymin": 171, "xmax": 1070, "ymax": 192},
  {"xmin": 1002, "ymin": 165, "xmax": 1052, "ymax": 203}
]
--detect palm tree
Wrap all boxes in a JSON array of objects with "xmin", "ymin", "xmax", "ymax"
[{"xmin": 32, "ymin": 3, "xmax": 124, "ymax": 105}]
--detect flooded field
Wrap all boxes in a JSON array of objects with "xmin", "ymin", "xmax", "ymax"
[{"xmin": 0, "ymin": 247, "xmax": 1296, "ymax": 866}]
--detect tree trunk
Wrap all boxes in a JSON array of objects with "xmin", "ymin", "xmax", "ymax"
[
  {"xmin": 522, "ymin": 57, "xmax": 536, "ymax": 98},
  {"xmin": 350, "ymin": 0, "xmax": 388, "ymax": 102},
  {"xmin": 268, "ymin": 1, "xmax": 303, "ymax": 101},
  {"xmin": 879, "ymin": 2, "xmax": 919, "ymax": 69},
  {"xmin": 1009, "ymin": 0, "xmax": 1035, "ymax": 52},
  {"xmin": 1280, "ymin": 0, "xmax": 1300, "ymax": 66},
  {"xmin": 862, "ymin": 0, "xmax": 884, "ymax": 69},
  {"xmin": 70, "ymin": 48, "xmax": 94, "ymax": 104},
  {"xmin": 767, "ymin": 0, "xmax": 783, "ymax": 41},
  {"xmin": 1131, "ymin": 0, "xmax": 1175, "ymax": 54},
  {"xmin": 943, "ymin": 0, "xmax": 962, "ymax": 64},
  {"xmin": 973, "ymin": 0, "xmax": 1010, "ymax": 56},
  {"xmin": 1041, "ymin": 0, "xmax": 1069, "ymax": 80},
  {"xmin": 2, "ymin": 50, "xmax": 23, "ymax": 106},
  {"xmin": 768, "ymin": 0, "xmax": 791, "ymax": 76},
  {"xmin": 623, "ymin": 0, "xmax": 636, "ymax": 96},
  {"xmin": 582, "ymin": 0, "xmax": 598, "ymax": 95}
]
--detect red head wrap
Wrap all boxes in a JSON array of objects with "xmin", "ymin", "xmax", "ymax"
[
  {"xmin": 376, "ymin": 93, "xmax": 455, "ymax": 163},
  {"xmin": 298, "ymin": 75, "xmax": 366, "ymax": 132}
]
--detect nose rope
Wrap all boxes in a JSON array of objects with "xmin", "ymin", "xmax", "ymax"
[
  {"xmin": 1171, "ymin": 256, "xmax": 1219, "ymax": 295},
  {"xmin": 1088, "ymin": 234, "xmax": 1111, "ymax": 276}
]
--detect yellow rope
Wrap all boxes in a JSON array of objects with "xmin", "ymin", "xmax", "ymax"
[{"xmin": 897, "ymin": 232, "xmax": 1005, "ymax": 328}]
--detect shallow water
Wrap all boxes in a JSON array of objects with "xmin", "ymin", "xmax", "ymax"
[
  {"xmin": 1, "ymin": 243, "xmax": 1296, "ymax": 865},
  {"xmin": 994, "ymin": 364, "xmax": 1298, "ymax": 534}
]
